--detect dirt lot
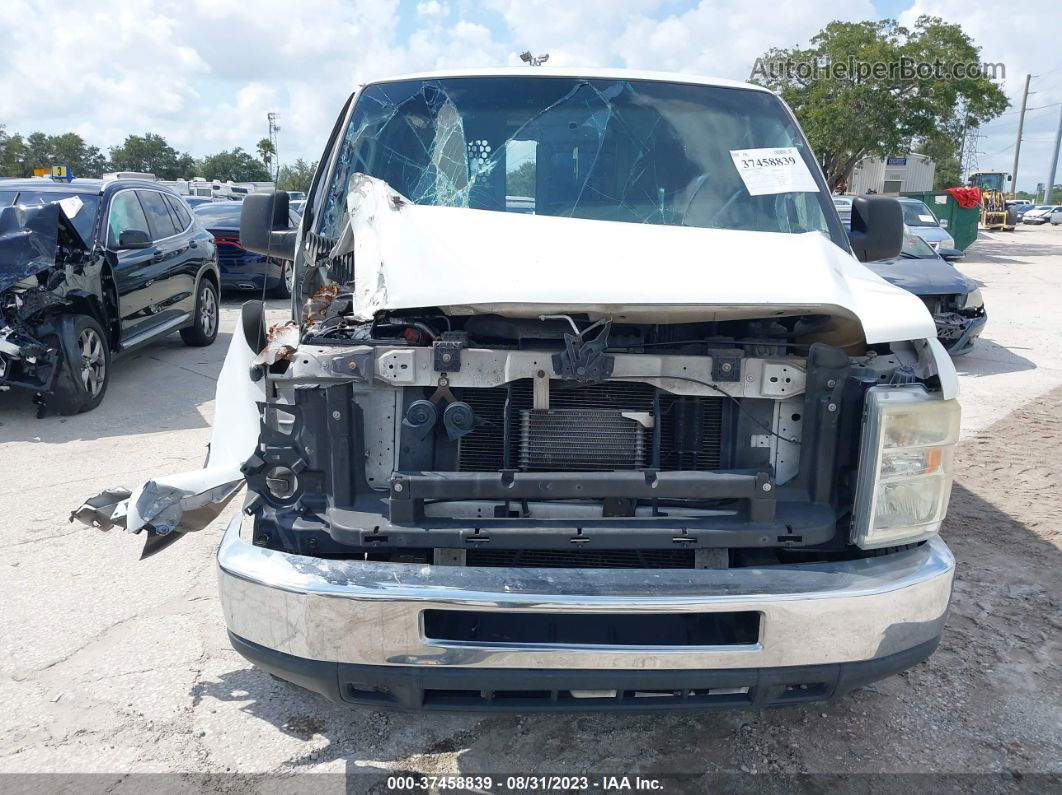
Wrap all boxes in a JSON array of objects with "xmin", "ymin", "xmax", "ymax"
[{"xmin": 1, "ymin": 225, "xmax": 1061, "ymax": 791}]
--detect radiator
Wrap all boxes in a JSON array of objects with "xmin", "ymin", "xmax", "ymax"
[{"xmin": 456, "ymin": 379, "xmax": 723, "ymax": 472}]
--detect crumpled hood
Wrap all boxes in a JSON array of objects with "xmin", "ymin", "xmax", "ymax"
[
  {"xmin": 866, "ymin": 256, "xmax": 977, "ymax": 298},
  {"xmin": 0, "ymin": 202, "xmax": 85, "ymax": 293},
  {"xmin": 335, "ymin": 175, "xmax": 936, "ymax": 344}
]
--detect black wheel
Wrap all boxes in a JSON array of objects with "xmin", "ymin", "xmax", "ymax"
[
  {"xmin": 49, "ymin": 314, "xmax": 111, "ymax": 415},
  {"xmin": 181, "ymin": 279, "xmax": 219, "ymax": 347},
  {"xmin": 270, "ymin": 261, "xmax": 293, "ymax": 299}
]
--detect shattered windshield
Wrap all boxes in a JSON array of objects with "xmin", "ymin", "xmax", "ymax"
[
  {"xmin": 320, "ymin": 77, "xmax": 844, "ymax": 246},
  {"xmin": 0, "ymin": 190, "xmax": 101, "ymax": 244}
]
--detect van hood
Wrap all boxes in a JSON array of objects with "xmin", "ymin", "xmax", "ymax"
[{"xmin": 326, "ymin": 174, "xmax": 936, "ymax": 345}]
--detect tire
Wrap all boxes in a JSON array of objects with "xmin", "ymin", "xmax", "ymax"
[
  {"xmin": 270, "ymin": 261, "xmax": 293, "ymax": 299},
  {"xmin": 49, "ymin": 314, "xmax": 111, "ymax": 415},
  {"xmin": 180, "ymin": 278, "xmax": 219, "ymax": 347}
]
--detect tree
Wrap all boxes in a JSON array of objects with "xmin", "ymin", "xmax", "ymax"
[
  {"xmin": 108, "ymin": 133, "xmax": 195, "ymax": 179},
  {"xmin": 749, "ymin": 16, "xmax": 1008, "ymax": 190},
  {"xmin": 918, "ymin": 130, "xmax": 962, "ymax": 190},
  {"xmin": 506, "ymin": 160, "xmax": 536, "ymax": 197},
  {"xmin": 256, "ymin": 137, "xmax": 276, "ymax": 170},
  {"xmin": 197, "ymin": 147, "xmax": 271, "ymax": 182},
  {"xmin": 0, "ymin": 126, "xmax": 31, "ymax": 176},
  {"xmin": 0, "ymin": 130, "xmax": 108, "ymax": 177},
  {"xmin": 276, "ymin": 158, "xmax": 317, "ymax": 193}
]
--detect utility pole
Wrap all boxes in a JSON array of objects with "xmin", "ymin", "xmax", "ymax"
[
  {"xmin": 1010, "ymin": 74, "xmax": 1032, "ymax": 198},
  {"xmin": 267, "ymin": 112, "xmax": 281, "ymax": 183},
  {"xmin": 1045, "ymin": 104, "xmax": 1062, "ymax": 204}
]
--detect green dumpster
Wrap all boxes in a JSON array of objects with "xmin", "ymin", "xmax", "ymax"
[{"xmin": 901, "ymin": 191, "xmax": 980, "ymax": 251}]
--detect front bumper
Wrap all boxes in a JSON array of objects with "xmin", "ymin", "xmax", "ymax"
[
  {"xmin": 935, "ymin": 309, "xmax": 987, "ymax": 355},
  {"xmin": 217, "ymin": 514, "xmax": 955, "ymax": 710}
]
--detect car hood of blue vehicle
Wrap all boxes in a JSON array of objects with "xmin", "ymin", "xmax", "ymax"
[{"xmin": 866, "ymin": 254, "xmax": 977, "ymax": 297}]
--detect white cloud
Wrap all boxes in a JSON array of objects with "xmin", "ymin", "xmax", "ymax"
[
  {"xmin": 0, "ymin": 0, "xmax": 1053, "ymax": 191},
  {"xmin": 417, "ymin": 0, "xmax": 450, "ymax": 17},
  {"xmin": 897, "ymin": 0, "xmax": 1062, "ymax": 192}
]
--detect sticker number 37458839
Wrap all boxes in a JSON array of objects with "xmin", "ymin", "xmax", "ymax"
[{"xmin": 728, "ymin": 147, "xmax": 818, "ymax": 196}]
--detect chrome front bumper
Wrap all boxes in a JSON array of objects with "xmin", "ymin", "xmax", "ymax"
[{"xmin": 217, "ymin": 514, "xmax": 955, "ymax": 672}]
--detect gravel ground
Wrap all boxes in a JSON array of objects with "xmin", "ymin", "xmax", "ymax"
[{"xmin": 1, "ymin": 225, "xmax": 1061, "ymax": 791}]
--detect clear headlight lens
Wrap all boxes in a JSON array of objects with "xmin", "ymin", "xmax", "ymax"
[
  {"xmin": 941, "ymin": 235, "xmax": 955, "ymax": 249},
  {"xmin": 851, "ymin": 386, "xmax": 960, "ymax": 548},
  {"xmin": 961, "ymin": 288, "xmax": 983, "ymax": 310}
]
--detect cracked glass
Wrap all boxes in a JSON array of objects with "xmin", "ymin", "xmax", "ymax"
[{"xmin": 320, "ymin": 77, "xmax": 845, "ymax": 247}]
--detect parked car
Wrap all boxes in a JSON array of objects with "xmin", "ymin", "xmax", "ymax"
[
  {"xmin": 867, "ymin": 229, "xmax": 986, "ymax": 355},
  {"xmin": 0, "ymin": 178, "xmax": 219, "ymax": 416},
  {"xmin": 1021, "ymin": 205, "xmax": 1060, "ymax": 224},
  {"xmin": 832, "ymin": 195, "xmax": 853, "ymax": 227},
  {"xmin": 1014, "ymin": 203, "xmax": 1040, "ymax": 222},
  {"xmin": 193, "ymin": 201, "xmax": 298, "ymax": 298},
  {"xmin": 1050, "ymin": 207, "xmax": 1062, "ymax": 225},
  {"xmin": 77, "ymin": 68, "xmax": 959, "ymax": 712},
  {"xmin": 183, "ymin": 196, "xmax": 214, "ymax": 210},
  {"xmin": 897, "ymin": 197, "xmax": 955, "ymax": 250}
]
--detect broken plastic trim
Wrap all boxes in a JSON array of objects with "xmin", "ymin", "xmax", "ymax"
[{"xmin": 70, "ymin": 301, "xmax": 267, "ymax": 556}]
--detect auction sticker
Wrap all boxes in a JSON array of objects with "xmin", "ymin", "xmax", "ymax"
[
  {"xmin": 58, "ymin": 195, "xmax": 84, "ymax": 218},
  {"xmin": 729, "ymin": 147, "xmax": 818, "ymax": 196}
]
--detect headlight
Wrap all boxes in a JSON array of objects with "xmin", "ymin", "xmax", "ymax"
[
  {"xmin": 851, "ymin": 386, "xmax": 960, "ymax": 549},
  {"xmin": 941, "ymin": 235, "xmax": 955, "ymax": 249},
  {"xmin": 961, "ymin": 288, "xmax": 983, "ymax": 310}
]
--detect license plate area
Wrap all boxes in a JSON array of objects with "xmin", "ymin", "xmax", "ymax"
[{"xmin": 423, "ymin": 609, "xmax": 761, "ymax": 648}]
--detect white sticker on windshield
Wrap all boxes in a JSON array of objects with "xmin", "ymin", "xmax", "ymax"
[
  {"xmin": 918, "ymin": 214, "xmax": 935, "ymax": 223},
  {"xmin": 729, "ymin": 147, "xmax": 818, "ymax": 196},
  {"xmin": 58, "ymin": 195, "xmax": 83, "ymax": 218}
]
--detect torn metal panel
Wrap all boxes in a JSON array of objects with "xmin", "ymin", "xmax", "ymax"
[
  {"xmin": 71, "ymin": 301, "xmax": 267, "ymax": 543},
  {"xmin": 253, "ymin": 321, "xmax": 301, "ymax": 366}
]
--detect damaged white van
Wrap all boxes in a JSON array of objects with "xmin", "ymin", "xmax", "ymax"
[{"xmin": 75, "ymin": 68, "xmax": 959, "ymax": 712}]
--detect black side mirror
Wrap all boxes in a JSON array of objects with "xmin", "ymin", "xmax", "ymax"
[
  {"xmin": 118, "ymin": 229, "xmax": 152, "ymax": 249},
  {"xmin": 240, "ymin": 192, "xmax": 296, "ymax": 261},
  {"xmin": 938, "ymin": 248, "xmax": 963, "ymax": 261},
  {"xmin": 847, "ymin": 196, "xmax": 903, "ymax": 262}
]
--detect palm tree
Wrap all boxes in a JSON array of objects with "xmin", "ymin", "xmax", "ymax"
[{"xmin": 256, "ymin": 138, "xmax": 275, "ymax": 170}]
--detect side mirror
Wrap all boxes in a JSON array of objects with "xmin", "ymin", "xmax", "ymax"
[
  {"xmin": 118, "ymin": 229, "xmax": 152, "ymax": 249},
  {"xmin": 847, "ymin": 196, "xmax": 903, "ymax": 262},
  {"xmin": 240, "ymin": 192, "xmax": 296, "ymax": 261},
  {"xmin": 938, "ymin": 248, "xmax": 963, "ymax": 261}
]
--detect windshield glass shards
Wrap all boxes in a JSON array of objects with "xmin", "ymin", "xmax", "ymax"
[
  {"xmin": 0, "ymin": 190, "xmax": 100, "ymax": 244},
  {"xmin": 319, "ymin": 77, "xmax": 845, "ymax": 246}
]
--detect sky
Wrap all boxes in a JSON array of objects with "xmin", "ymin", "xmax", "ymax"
[{"xmin": 0, "ymin": 0, "xmax": 1058, "ymax": 193}]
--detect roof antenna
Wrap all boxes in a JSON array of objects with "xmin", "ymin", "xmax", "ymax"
[{"xmin": 519, "ymin": 51, "xmax": 549, "ymax": 66}]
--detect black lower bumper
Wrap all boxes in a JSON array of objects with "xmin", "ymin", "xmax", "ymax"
[{"xmin": 229, "ymin": 631, "xmax": 940, "ymax": 713}]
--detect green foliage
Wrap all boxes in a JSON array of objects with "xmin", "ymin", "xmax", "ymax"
[
  {"xmin": 108, "ymin": 133, "xmax": 196, "ymax": 179},
  {"xmin": 918, "ymin": 131, "xmax": 962, "ymax": 190},
  {"xmin": 197, "ymin": 147, "xmax": 271, "ymax": 182},
  {"xmin": 506, "ymin": 160, "xmax": 536, "ymax": 197},
  {"xmin": 750, "ymin": 16, "xmax": 1009, "ymax": 190},
  {"xmin": 0, "ymin": 126, "xmax": 108, "ymax": 177},
  {"xmin": 276, "ymin": 158, "xmax": 317, "ymax": 193}
]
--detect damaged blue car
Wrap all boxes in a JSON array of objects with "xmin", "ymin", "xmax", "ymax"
[
  {"xmin": 868, "ymin": 230, "xmax": 986, "ymax": 355},
  {"xmin": 0, "ymin": 178, "xmax": 220, "ymax": 415}
]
